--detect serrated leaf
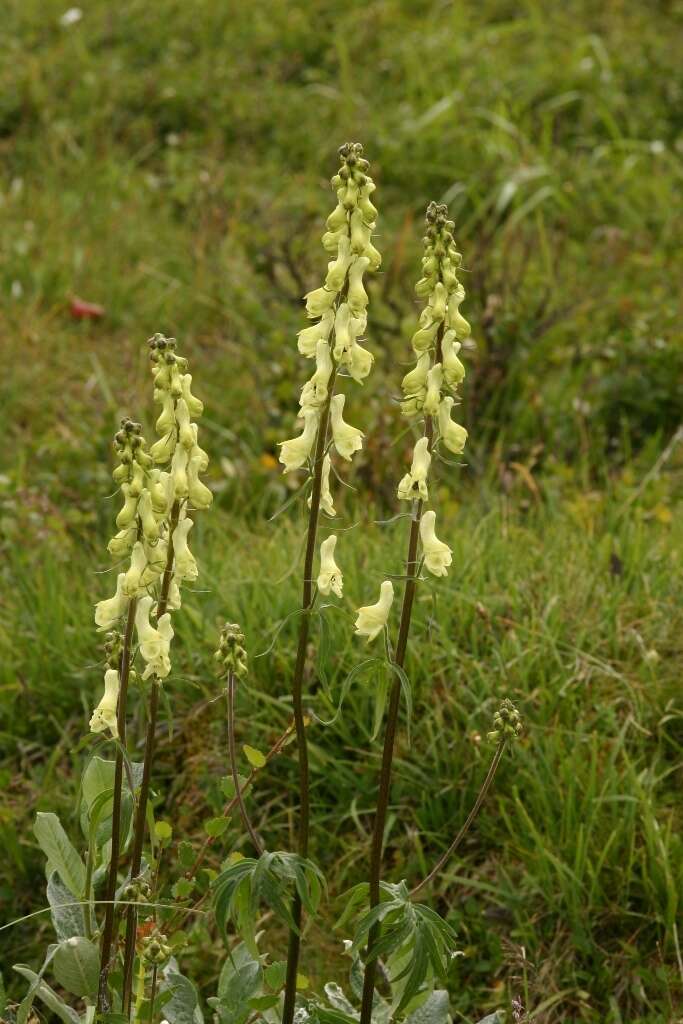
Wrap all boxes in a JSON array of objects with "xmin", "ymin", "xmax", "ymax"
[
  {"xmin": 52, "ymin": 937, "xmax": 99, "ymax": 998},
  {"xmin": 155, "ymin": 821, "xmax": 173, "ymax": 842},
  {"xmin": 242, "ymin": 745, "xmax": 266, "ymax": 769},
  {"xmin": 264, "ymin": 961, "xmax": 287, "ymax": 991},
  {"xmin": 173, "ymin": 878, "xmax": 194, "ymax": 899},
  {"xmin": 34, "ymin": 814, "xmax": 86, "ymax": 899}
]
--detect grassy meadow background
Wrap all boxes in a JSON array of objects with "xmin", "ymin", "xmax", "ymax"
[{"xmin": 1, "ymin": 1, "xmax": 683, "ymax": 1021}]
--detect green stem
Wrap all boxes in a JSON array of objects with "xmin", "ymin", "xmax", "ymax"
[
  {"xmin": 410, "ymin": 740, "xmax": 506, "ymax": 897},
  {"xmin": 97, "ymin": 595, "xmax": 137, "ymax": 1013},
  {"xmin": 281, "ymin": 368, "xmax": 337, "ymax": 1024},
  {"xmin": 228, "ymin": 670, "xmax": 264, "ymax": 854},
  {"xmin": 121, "ymin": 500, "xmax": 180, "ymax": 1017}
]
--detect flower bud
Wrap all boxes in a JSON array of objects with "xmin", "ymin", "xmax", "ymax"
[
  {"xmin": 214, "ymin": 622, "xmax": 248, "ymax": 680},
  {"xmin": 487, "ymin": 698, "xmax": 523, "ymax": 742}
]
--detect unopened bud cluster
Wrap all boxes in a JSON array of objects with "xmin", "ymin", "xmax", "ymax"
[
  {"xmin": 214, "ymin": 623, "xmax": 248, "ymax": 680},
  {"xmin": 140, "ymin": 927, "xmax": 172, "ymax": 966},
  {"xmin": 90, "ymin": 335, "xmax": 212, "ymax": 738},
  {"xmin": 488, "ymin": 699, "xmax": 523, "ymax": 742}
]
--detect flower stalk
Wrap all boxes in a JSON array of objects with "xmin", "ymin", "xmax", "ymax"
[
  {"xmin": 279, "ymin": 142, "xmax": 381, "ymax": 1024},
  {"xmin": 357, "ymin": 203, "xmax": 470, "ymax": 1024}
]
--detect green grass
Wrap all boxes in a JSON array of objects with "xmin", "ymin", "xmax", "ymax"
[{"xmin": 1, "ymin": 0, "xmax": 682, "ymax": 1020}]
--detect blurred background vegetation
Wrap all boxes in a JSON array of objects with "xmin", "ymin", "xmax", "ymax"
[{"xmin": 1, "ymin": 1, "xmax": 682, "ymax": 1021}]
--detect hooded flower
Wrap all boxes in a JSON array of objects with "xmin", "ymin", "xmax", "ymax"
[
  {"xmin": 419, "ymin": 510, "xmax": 452, "ymax": 577},
  {"xmin": 300, "ymin": 340, "xmax": 333, "ymax": 412},
  {"xmin": 135, "ymin": 595, "xmax": 174, "ymax": 680},
  {"xmin": 297, "ymin": 310, "xmax": 335, "ymax": 358},
  {"xmin": 308, "ymin": 453, "xmax": 336, "ymax": 517},
  {"xmin": 95, "ymin": 573, "xmax": 128, "ymax": 631},
  {"xmin": 355, "ymin": 581, "xmax": 394, "ymax": 642},
  {"xmin": 397, "ymin": 437, "xmax": 431, "ymax": 502},
  {"xmin": 279, "ymin": 408, "xmax": 320, "ymax": 472},
  {"xmin": 316, "ymin": 535, "xmax": 343, "ymax": 597},
  {"xmin": 442, "ymin": 331, "xmax": 465, "ymax": 386},
  {"xmin": 330, "ymin": 394, "xmax": 363, "ymax": 461},
  {"xmin": 122, "ymin": 541, "xmax": 149, "ymax": 597},
  {"xmin": 437, "ymin": 396, "xmax": 468, "ymax": 455},
  {"xmin": 89, "ymin": 669, "xmax": 120, "ymax": 737},
  {"xmin": 423, "ymin": 362, "xmax": 443, "ymax": 417},
  {"xmin": 171, "ymin": 516, "xmax": 198, "ymax": 581}
]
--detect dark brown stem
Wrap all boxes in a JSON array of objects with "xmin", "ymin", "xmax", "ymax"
[
  {"xmin": 359, "ymin": 325, "xmax": 444, "ymax": 1024},
  {"xmin": 149, "ymin": 964, "xmax": 158, "ymax": 1024},
  {"xmin": 97, "ymin": 596, "xmax": 138, "ymax": 1012},
  {"xmin": 281, "ymin": 368, "xmax": 337, "ymax": 1024},
  {"xmin": 121, "ymin": 500, "xmax": 180, "ymax": 1016},
  {"xmin": 228, "ymin": 670, "xmax": 264, "ymax": 855},
  {"xmin": 411, "ymin": 740, "xmax": 505, "ymax": 897}
]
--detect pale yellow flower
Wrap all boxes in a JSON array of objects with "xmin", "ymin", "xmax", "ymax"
[{"xmin": 355, "ymin": 580, "xmax": 394, "ymax": 642}]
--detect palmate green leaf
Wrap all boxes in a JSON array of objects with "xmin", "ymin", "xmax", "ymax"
[
  {"xmin": 213, "ymin": 852, "xmax": 326, "ymax": 955},
  {"xmin": 33, "ymin": 814, "xmax": 86, "ymax": 899}
]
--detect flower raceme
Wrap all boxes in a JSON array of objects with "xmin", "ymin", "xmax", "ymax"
[
  {"xmin": 90, "ymin": 334, "xmax": 211, "ymax": 736},
  {"xmin": 279, "ymin": 142, "xmax": 381, "ymax": 510},
  {"xmin": 355, "ymin": 580, "xmax": 395, "ymax": 642}
]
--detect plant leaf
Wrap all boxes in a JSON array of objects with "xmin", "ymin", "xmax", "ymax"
[
  {"xmin": 52, "ymin": 937, "xmax": 99, "ymax": 998},
  {"xmin": 34, "ymin": 814, "xmax": 86, "ymax": 899},
  {"xmin": 13, "ymin": 966, "xmax": 81, "ymax": 1024}
]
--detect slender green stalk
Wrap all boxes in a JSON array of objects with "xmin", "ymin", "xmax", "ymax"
[
  {"xmin": 281, "ymin": 379, "xmax": 336, "ymax": 1024},
  {"xmin": 121, "ymin": 501, "xmax": 180, "ymax": 1016},
  {"xmin": 411, "ymin": 740, "xmax": 506, "ymax": 897},
  {"xmin": 359, "ymin": 327, "xmax": 443, "ymax": 1024},
  {"xmin": 97, "ymin": 596, "xmax": 138, "ymax": 1013},
  {"xmin": 227, "ymin": 669, "xmax": 263, "ymax": 854}
]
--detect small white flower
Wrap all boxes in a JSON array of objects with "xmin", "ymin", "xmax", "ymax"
[
  {"xmin": 59, "ymin": 7, "xmax": 83, "ymax": 27},
  {"xmin": 317, "ymin": 535, "xmax": 343, "ymax": 597},
  {"xmin": 279, "ymin": 408, "xmax": 320, "ymax": 472},
  {"xmin": 297, "ymin": 310, "xmax": 334, "ymax": 358},
  {"xmin": 419, "ymin": 510, "xmax": 452, "ymax": 577},
  {"xmin": 90, "ymin": 668, "xmax": 120, "ymax": 737},
  {"xmin": 308, "ymin": 453, "xmax": 336, "ymax": 517},
  {"xmin": 397, "ymin": 436, "xmax": 431, "ymax": 502},
  {"xmin": 442, "ymin": 331, "xmax": 465, "ymax": 386},
  {"xmin": 329, "ymin": 394, "xmax": 363, "ymax": 461},
  {"xmin": 422, "ymin": 362, "xmax": 443, "ymax": 416},
  {"xmin": 172, "ymin": 517, "xmax": 198, "ymax": 581},
  {"xmin": 95, "ymin": 573, "xmax": 128, "ymax": 631},
  {"xmin": 438, "ymin": 396, "xmax": 468, "ymax": 454},
  {"xmin": 355, "ymin": 581, "xmax": 394, "ymax": 642},
  {"xmin": 135, "ymin": 595, "xmax": 174, "ymax": 680}
]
